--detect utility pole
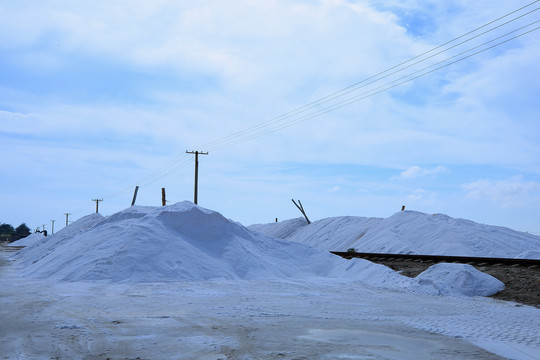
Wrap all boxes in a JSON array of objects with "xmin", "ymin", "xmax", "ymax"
[
  {"xmin": 65, "ymin": 213, "xmax": 71, "ymax": 226},
  {"xmin": 162, "ymin": 188, "xmax": 166, "ymax": 206},
  {"xmin": 51, "ymin": 220, "xmax": 56, "ymax": 234},
  {"xmin": 186, "ymin": 151, "xmax": 208, "ymax": 205},
  {"xmin": 92, "ymin": 199, "xmax": 103, "ymax": 213}
]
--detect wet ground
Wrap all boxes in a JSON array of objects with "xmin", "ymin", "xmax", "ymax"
[{"xmin": 1, "ymin": 246, "xmax": 538, "ymax": 359}]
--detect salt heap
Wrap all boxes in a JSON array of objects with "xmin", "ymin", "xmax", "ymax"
[
  {"xmin": 10, "ymin": 213, "xmax": 104, "ymax": 248},
  {"xmin": 249, "ymin": 211, "xmax": 540, "ymax": 258},
  {"xmin": 249, "ymin": 216, "xmax": 383, "ymax": 250},
  {"xmin": 8, "ymin": 231, "xmax": 45, "ymax": 247},
  {"xmin": 14, "ymin": 202, "xmax": 358, "ymax": 282},
  {"xmin": 12, "ymin": 202, "xmax": 504, "ymax": 297}
]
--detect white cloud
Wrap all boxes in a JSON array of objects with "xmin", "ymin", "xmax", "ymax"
[
  {"xmin": 406, "ymin": 188, "xmax": 426, "ymax": 201},
  {"xmin": 462, "ymin": 176, "xmax": 540, "ymax": 207},
  {"xmin": 405, "ymin": 188, "xmax": 438, "ymax": 204},
  {"xmin": 2, "ymin": 0, "xmax": 538, "ymax": 170},
  {"xmin": 394, "ymin": 165, "xmax": 448, "ymax": 180}
]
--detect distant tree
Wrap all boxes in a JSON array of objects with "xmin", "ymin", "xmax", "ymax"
[
  {"xmin": 14, "ymin": 223, "xmax": 31, "ymax": 241},
  {"xmin": 0, "ymin": 223, "xmax": 15, "ymax": 242},
  {"xmin": 0, "ymin": 223, "xmax": 15, "ymax": 235}
]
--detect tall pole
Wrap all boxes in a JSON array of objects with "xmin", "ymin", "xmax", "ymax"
[
  {"xmin": 65, "ymin": 213, "xmax": 71, "ymax": 226},
  {"xmin": 92, "ymin": 199, "xmax": 103, "ymax": 213},
  {"xmin": 186, "ymin": 151, "xmax": 208, "ymax": 205},
  {"xmin": 51, "ymin": 220, "xmax": 55, "ymax": 234}
]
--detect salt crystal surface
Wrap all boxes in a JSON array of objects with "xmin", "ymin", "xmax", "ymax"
[
  {"xmin": 12, "ymin": 202, "xmax": 508, "ymax": 297},
  {"xmin": 249, "ymin": 210, "xmax": 540, "ymax": 258}
]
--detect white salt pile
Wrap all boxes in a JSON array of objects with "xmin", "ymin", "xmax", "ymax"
[
  {"xmin": 249, "ymin": 216, "xmax": 383, "ymax": 250},
  {"xmin": 10, "ymin": 213, "xmax": 104, "ymax": 248},
  {"xmin": 14, "ymin": 202, "xmax": 356, "ymax": 282},
  {"xmin": 8, "ymin": 231, "xmax": 45, "ymax": 247},
  {"xmin": 415, "ymin": 263, "xmax": 504, "ymax": 296},
  {"xmin": 249, "ymin": 211, "xmax": 540, "ymax": 258},
  {"xmin": 11, "ymin": 202, "xmax": 505, "ymax": 297}
]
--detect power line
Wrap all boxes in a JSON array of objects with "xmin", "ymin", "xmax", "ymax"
[
  {"xmin": 204, "ymin": 23, "xmax": 539, "ymax": 151},
  {"xmin": 94, "ymin": 1, "xmax": 539, "ymax": 203},
  {"xmin": 196, "ymin": 2, "xmax": 539, "ymax": 152}
]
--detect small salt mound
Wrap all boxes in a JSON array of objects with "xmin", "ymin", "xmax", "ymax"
[
  {"xmin": 10, "ymin": 213, "xmax": 103, "ymax": 249},
  {"xmin": 415, "ymin": 263, "xmax": 504, "ymax": 297},
  {"xmin": 15, "ymin": 213, "xmax": 105, "ymax": 266},
  {"xmin": 8, "ymin": 232, "xmax": 45, "ymax": 247}
]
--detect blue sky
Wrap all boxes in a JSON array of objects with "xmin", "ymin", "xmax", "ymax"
[{"xmin": 1, "ymin": 0, "xmax": 539, "ymax": 235}]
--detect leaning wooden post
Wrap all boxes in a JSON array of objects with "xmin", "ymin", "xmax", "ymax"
[
  {"xmin": 131, "ymin": 186, "xmax": 139, "ymax": 206},
  {"xmin": 292, "ymin": 199, "xmax": 311, "ymax": 224}
]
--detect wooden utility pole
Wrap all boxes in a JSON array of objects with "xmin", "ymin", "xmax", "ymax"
[
  {"xmin": 64, "ymin": 213, "xmax": 71, "ymax": 226},
  {"xmin": 131, "ymin": 186, "xmax": 139, "ymax": 206},
  {"xmin": 92, "ymin": 199, "xmax": 103, "ymax": 213},
  {"xmin": 186, "ymin": 151, "xmax": 208, "ymax": 205},
  {"xmin": 162, "ymin": 188, "xmax": 166, "ymax": 206}
]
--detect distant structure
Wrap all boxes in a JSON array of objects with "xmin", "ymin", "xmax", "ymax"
[
  {"xmin": 401, "ymin": 205, "xmax": 406, "ymax": 211},
  {"xmin": 92, "ymin": 199, "xmax": 103, "ymax": 213}
]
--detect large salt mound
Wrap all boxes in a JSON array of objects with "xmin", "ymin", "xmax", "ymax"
[
  {"xmin": 355, "ymin": 211, "xmax": 540, "ymax": 257},
  {"xmin": 249, "ymin": 216, "xmax": 383, "ymax": 251},
  {"xmin": 250, "ymin": 211, "xmax": 540, "ymax": 258},
  {"xmin": 13, "ymin": 202, "xmax": 371, "ymax": 283}
]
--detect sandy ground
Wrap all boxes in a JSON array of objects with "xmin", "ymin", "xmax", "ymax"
[{"xmin": 1, "ymin": 248, "xmax": 538, "ymax": 360}]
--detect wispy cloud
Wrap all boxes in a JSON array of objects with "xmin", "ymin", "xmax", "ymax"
[
  {"xmin": 394, "ymin": 165, "xmax": 448, "ymax": 180},
  {"xmin": 462, "ymin": 176, "xmax": 540, "ymax": 207}
]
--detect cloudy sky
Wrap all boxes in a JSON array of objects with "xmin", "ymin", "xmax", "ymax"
[{"xmin": 1, "ymin": 0, "xmax": 539, "ymax": 235}]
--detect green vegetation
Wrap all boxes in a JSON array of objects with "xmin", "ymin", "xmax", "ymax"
[{"xmin": 0, "ymin": 222, "xmax": 31, "ymax": 242}]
